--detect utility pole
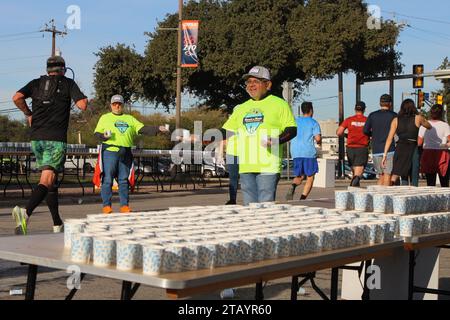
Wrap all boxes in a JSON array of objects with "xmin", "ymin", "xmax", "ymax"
[
  {"xmin": 338, "ymin": 72, "xmax": 345, "ymax": 179},
  {"xmin": 41, "ymin": 19, "xmax": 67, "ymax": 57},
  {"xmin": 176, "ymin": 0, "xmax": 183, "ymax": 129}
]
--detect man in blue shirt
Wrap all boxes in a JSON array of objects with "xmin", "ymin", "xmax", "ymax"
[
  {"xmin": 286, "ymin": 102, "xmax": 322, "ymax": 200},
  {"xmin": 363, "ymin": 94, "xmax": 397, "ymax": 186}
]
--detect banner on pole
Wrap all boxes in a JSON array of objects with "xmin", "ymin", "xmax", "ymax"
[{"xmin": 181, "ymin": 20, "xmax": 199, "ymax": 68}]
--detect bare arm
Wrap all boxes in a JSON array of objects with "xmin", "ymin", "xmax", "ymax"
[
  {"xmin": 418, "ymin": 136, "xmax": 424, "ymax": 147},
  {"xmin": 75, "ymin": 98, "xmax": 88, "ymax": 111},
  {"xmin": 13, "ymin": 92, "xmax": 32, "ymax": 116},
  {"xmin": 383, "ymin": 118, "xmax": 398, "ymax": 156},
  {"xmin": 315, "ymin": 134, "xmax": 322, "ymax": 146},
  {"xmin": 336, "ymin": 126, "xmax": 345, "ymax": 137},
  {"xmin": 419, "ymin": 115, "xmax": 432, "ymax": 130}
]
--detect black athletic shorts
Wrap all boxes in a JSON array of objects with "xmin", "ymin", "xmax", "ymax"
[{"xmin": 347, "ymin": 147, "xmax": 368, "ymax": 167}]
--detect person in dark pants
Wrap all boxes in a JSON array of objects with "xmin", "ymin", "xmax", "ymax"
[
  {"xmin": 418, "ymin": 104, "xmax": 450, "ymax": 187},
  {"xmin": 11, "ymin": 56, "xmax": 88, "ymax": 235},
  {"xmin": 383, "ymin": 99, "xmax": 431, "ymax": 185},
  {"xmin": 225, "ymin": 134, "xmax": 239, "ymax": 204},
  {"xmin": 94, "ymin": 95, "xmax": 169, "ymax": 214},
  {"xmin": 337, "ymin": 101, "xmax": 369, "ymax": 187}
]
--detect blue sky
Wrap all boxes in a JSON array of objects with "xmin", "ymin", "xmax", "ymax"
[{"xmin": 0, "ymin": 0, "xmax": 449, "ymax": 121}]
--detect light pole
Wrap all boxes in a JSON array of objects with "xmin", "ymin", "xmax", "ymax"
[{"xmin": 176, "ymin": 0, "xmax": 183, "ymax": 129}]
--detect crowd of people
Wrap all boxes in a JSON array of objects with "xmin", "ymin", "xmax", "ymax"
[{"xmin": 9, "ymin": 60, "xmax": 449, "ymax": 237}]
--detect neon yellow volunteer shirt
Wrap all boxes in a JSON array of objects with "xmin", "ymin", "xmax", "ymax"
[
  {"xmin": 222, "ymin": 95, "xmax": 296, "ymax": 174},
  {"xmin": 94, "ymin": 113, "xmax": 144, "ymax": 149},
  {"xmin": 226, "ymin": 134, "xmax": 238, "ymax": 157}
]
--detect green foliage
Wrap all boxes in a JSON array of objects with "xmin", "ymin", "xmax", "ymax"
[
  {"xmin": 93, "ymin": 44, "xmax": 144, "ymax": 107},
  {"xmin": 0, "ymin": 115, "xmax": 29, "ymax": 142},
  {"xmin": 92, "ymin": 0, "xmax": 402, "ymax": 112},
  {"xmin": 436, "ymin": 57, "xmax": 450, "ymax": 123}
]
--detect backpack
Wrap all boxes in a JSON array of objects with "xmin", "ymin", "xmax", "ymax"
[{"xmin": 31, "ymin": 75, "xmax": 62, "ymax": 109}]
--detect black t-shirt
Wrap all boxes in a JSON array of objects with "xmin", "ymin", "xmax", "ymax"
[
  {"xmin": 18, "ymin": 76, "xmax": 86, "ymax": 143},
  {"xmin": 363, "ymin": 109, "xmax": 398, "ymax": 154}
]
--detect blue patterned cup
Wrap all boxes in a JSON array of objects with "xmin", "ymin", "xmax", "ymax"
[
  {"xmin": 263, "ymin": 237, "xmax": 278, "ymax": 259},
  {"xmin": 320, "ymin": 229, "xmax": 334, "ymax": 251},
  {"xmin": 399, "ymin": 217, "xmax": 414, "ymax": 237},
  {"xmin": 116, "ymin": 240, "xmax": 143, "ymax": 271},
  {"xmin": 309, "ymin": 231, "xmax": 324, "ymax": 253},
  {"xmin": 64, "ymin": 222, "xmax": 85, "ymax": 249},
  {"xmin": 162, "ymin": 245, "xmax": 183, "ymax": 273},
  {"xmin": 350, "ymin": 225, "xmax": 365, "ymax": 246},
  {"xmin": 354, "ymin": 193, "xmax": 373, "ymax": 212},
  {"xmin": 367, "ymin": 223, "xmax": 383, "ymax": 244},
  {"xmin": 70, "ymin": 233, "xmax": 93, "ymax": 264},
  {"xmin": 182, "ymin": 243, "xmax": 200, "ymax": 271},
  {"xmin": 276, "ymin": 236, "xmax": 290, "ymax": 258},
  {"xmin": 241, "ymin": 238, "xmax": 257, "ymax": 263},
  {"xmin": 335, "ymin": 191, "xmax": 350, "ymax": 210},
  {"xmin": 142, "ymin": 244, "xmax": 165, "ymax": 275},
  {"xmin": 393, "ymin": 197, "xmax": 408, "ymax": 215},
  {"xmin": 196, "ymin": 243, "xmax": 215, "ymax": 269},
  {"xmin": 93, "ymin": 236, "xmax": 116, "ymax": 267},
  {"xmin": 373, "ymin": 194, "xmax": 389, "ymax": 213}
]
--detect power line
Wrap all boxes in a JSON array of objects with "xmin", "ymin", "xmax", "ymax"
[
  {"xmin": 406, "ymin": 25, "xmax": 450, "ymax": 41},
  {"xmin": 0, "ymin": 31, "xmax": 40, "ymax": 38},
  {"xmin": 0, "ymin": 54, "xmax": 48, "ymax": 62},
  {"xmin": 0, "ymin": 36, "xmax": 44, "ymax": 43},
  {"xmin": 402, "ymin": 32, "xmax": 450, "ymax": 48},
  {"xmin": 382, "ymin": 10, "xmax": 450, "ymax": 25}
]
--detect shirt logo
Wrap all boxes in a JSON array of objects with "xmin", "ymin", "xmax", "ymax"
[
  {"xmin": 351, "ymin": 121, "xmax": 366, "ymax": 127},
  {"xmin": 243, "ymin": 109, "xmax": 264, "ymax": 134},
  {"xmin": 115, "ymin": 121, "xmax": 130, "ymax": 134}
]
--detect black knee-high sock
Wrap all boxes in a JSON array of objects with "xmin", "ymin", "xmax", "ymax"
[
  {"xmin": 26, "ymin": 184, "xmax": 49, "ymax": 217},
  {"xmin": 46, "ymin": 187, "xmax": 63, "ymax": 226}
]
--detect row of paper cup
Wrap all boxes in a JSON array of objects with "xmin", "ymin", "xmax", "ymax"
[
  {"xmin": 336, "ymin": 190, "xmax": 450, "ymax": 214},
  {"xmin": 399, "ymin": 212, "xmax": 450, "ymax": 237},
  {"xmin": 69, "ymin": 221, "xmax": 396, "ymax": 274},
  {"xmin": 64, "ymin": 213, "xmax": 391, "ymax": 250}
]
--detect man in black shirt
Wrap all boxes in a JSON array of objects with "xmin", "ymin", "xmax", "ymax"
[
  {"xmin": 363, "ymin": 94, "xmax": 397, "ymax": 186},
  {"xmin": 11, "ymin": 56, "xmax": 88, "ymax": 235}
]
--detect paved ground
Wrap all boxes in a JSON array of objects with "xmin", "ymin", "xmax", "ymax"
[{"xmin": 0, "ymin": 179, "xmax": 449, "ymax": 300}]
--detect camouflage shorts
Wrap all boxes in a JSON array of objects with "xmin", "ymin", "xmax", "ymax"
[{"xmin": 31, "ymin": 140, "xmax": 67, "ymax": 172}]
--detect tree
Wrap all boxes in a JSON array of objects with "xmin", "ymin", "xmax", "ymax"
[
  {"xmin": 92, "ymin": 0, "xmax": 402, "ymax": 112},
  {"xmin": 288, "ymin": 0, "xmax": 402, "ymax": 79},
  {"xmin": 142, "ymin": 0, "xmax": 305, "ymax": 111},
  {"xmin": 93, "ymin": 44, "xmax": 144, "ymax": 107},
  {"xmin": 437, "ymin": 57, "xmax": 450, "ymax": 122},
  {"xmin": 0, "ymin": 115, "xmax": 29, "ymax": 142}
]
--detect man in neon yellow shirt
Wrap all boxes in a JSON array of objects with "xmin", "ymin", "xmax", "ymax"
[
  {"xmin": 222, "ymin": 66, "xmax": 297, "ymax": 205},
  {"xmin": 94, "ymin": 94, "xmax": 168, "ymax": 214}
]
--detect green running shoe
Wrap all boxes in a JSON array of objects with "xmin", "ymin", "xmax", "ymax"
[{"xmin": 12, "ymin": 206, "xmax": 28, "ymax": 235}]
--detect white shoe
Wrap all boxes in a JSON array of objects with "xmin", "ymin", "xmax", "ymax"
[
  {"xmin": 12, "ymin": 206, "xmax": 29, "ymax": 235},
  {"xmin": 220, "ymin": 288, "xmax": 235, "ymax": 299},
  {"xmin": 53, "ymin": 225, "xmax": 64, "ymax": 233}
]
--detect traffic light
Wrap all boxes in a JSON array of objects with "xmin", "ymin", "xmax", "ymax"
[
  {"xmin": 437, "ymin": 95, "xmax": 443, "ymax": 105},
  {"xmin": 413, "ymin": 64, "xmax": 424, "ymax": 89},
  {"xmin": 418, "ymin": 90, "xmax": 425, "ymax": 109}
]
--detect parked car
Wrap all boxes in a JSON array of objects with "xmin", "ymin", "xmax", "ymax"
[{"xmin": 134, "ymin": 158, "xmax": 172, "ymax": 176}]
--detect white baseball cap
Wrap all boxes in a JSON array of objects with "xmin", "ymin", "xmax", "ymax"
[
  {"xmin": 111, "ymin": 95, "xmax": 124, "ymax": 104},
  {"xmin": 242, "ymin": 66, "xmax": 271, "ymax": 81}
]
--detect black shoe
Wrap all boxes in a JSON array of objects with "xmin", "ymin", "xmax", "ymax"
[
  {"xmin": 351, "ymin": 176, "xmax": 361, "ymax": 187},
  {"xmin": 285, "ymin": 184, "xmax": 297, "ymax": 201},
  {"xmin": 226, "ymin": 200, "xmax": 237, "ymax": 205}
]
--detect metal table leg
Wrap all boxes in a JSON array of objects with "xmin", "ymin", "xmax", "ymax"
[
  {"xmin": 25, "ymin": 265, "xmax": 38, "ymax": 300},
  {"xmin": 330, "ymin": 267, "xmax": 339, "ymax": 300},
  {"xmin": 291, "ymin": 276, "xmax": 299, "ymax": 301},
  {"xmin": 408, "ymin": 250, "xmax": 416, "ymax": 300},
  {"xmin": 255, "ymin": 282, "xmax": 264, "ymax": 300}
]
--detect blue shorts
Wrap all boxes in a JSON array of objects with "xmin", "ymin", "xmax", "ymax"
[{"xmin": 293, "ymin": 158, "xmax": 319, "ymax": 177}]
